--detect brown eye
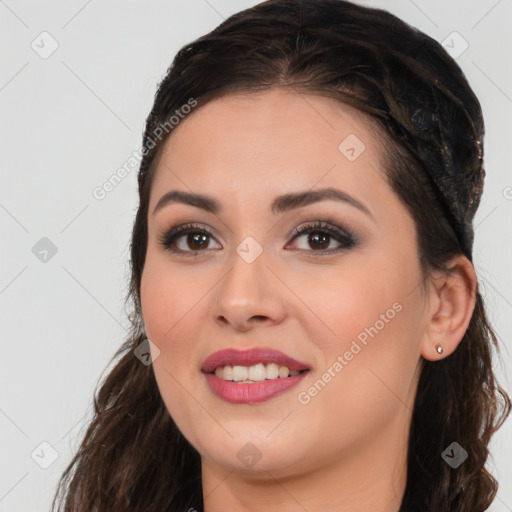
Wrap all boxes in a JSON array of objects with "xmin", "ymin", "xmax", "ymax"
[
  {"xmin": 288, "ymin": 221, "xmax": 357, "ymax": 254},
  {"xmin": 182, "ymin": 232, "xmax": 210, "ymax": 251},
  {"xmin": 158, "ymin": 224, "xmax": 221, "ymax": 256},
  {"xmin": 158, "ymin": 220, "xmax": 357, "ymax": 257}
]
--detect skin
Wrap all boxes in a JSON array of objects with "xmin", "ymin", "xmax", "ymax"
[{"xmin": 140, "ymin": 88, "xmax": 476, "ymax": 512}]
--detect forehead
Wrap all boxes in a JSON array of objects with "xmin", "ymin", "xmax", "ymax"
[{"xmin": 149, "ymin": 88, "xmax": 389, "ymax": 208}]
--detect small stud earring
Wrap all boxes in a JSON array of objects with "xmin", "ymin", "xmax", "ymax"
[{"xmin": 435, "ymin": 344, "xmax": 444, "ymax": 355}]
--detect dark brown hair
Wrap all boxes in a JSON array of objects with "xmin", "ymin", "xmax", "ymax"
[{"xmin": 50, "ymin": 1, "xmax": 510, "ymax": 510}]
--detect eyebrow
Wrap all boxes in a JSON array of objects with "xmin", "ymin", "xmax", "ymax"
[{"xmin": 152, "ymin": 187, "xmax": 375, "ymax": 221}]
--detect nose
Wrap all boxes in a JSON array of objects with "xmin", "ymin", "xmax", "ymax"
[{"xmin": 211, "ymin": 245, "xmax": 287, "ymax": 332}]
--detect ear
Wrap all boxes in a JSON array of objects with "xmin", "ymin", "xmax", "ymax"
[{"xmin": 420, "ymin": 255, "xmax": 477, "ymax": 361}]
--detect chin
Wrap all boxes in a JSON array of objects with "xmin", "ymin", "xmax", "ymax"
[{"xmin": 198, "ymin": 434, "xmax": 307, "ymax": 475}]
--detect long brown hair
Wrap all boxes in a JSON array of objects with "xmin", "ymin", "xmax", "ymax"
[{"xmin": 50, "ymin": 1, "xmax": 510, "ymax": 510}]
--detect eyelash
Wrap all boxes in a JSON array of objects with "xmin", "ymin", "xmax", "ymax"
[{"xmin": 157, "ymin": 220, "xmax": 358, "ymax": 257}]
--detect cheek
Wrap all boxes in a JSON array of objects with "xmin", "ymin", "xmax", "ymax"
[
  {"xmin": 140, "ymin": 255, "xmax": 200, "ymax": 365},
  {"xmin": 292, "ymin": 248, "xmax": 423, "ymax": 412},
  {"xmin": 141, "ymin": 248, "xmax": 195, "ymax": 330},
  {"xmin": 140, "ymin": 251, "xmax": 225, "ymax": 394},
  {"xmin": 140, "ymin": 270, "xmax": 174, "ymax": 346},
  {"xmin": 294, "ymin": 298, "xmax": 421, "ymax": 454},
  {"xmin": 291, "ymin": 254, "xmax": 420, "ymax": 356},
  {"xmin": 140, "ymin": 259, "xmax": 205, "ymax": 440}
]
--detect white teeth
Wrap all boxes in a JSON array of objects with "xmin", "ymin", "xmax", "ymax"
[
  {"xmin": 223, "ymin": 365, "xmax": 234, "ymax": 381},
  {"xmin": 278, "ymin": 366, "xmax": 289, "ymax": 378},
  {"xmin": 248, "ymin": 363, "xmax": 266, "ymax": 382},
  {"xmin": 232, "ymin": 365, "xmax": 248, "ymax": 382},
  {"xmin": 213, "ymin": 363, "xmax": 306, "ymax": 382},
  {"xmin": 266, "ymin": 362, "xmax": 279, "ymax": 379}
]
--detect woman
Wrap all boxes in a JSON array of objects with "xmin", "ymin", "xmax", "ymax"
[{"xmin": 50, "ymin": 1, "xmax": 510, "ymax": 510}]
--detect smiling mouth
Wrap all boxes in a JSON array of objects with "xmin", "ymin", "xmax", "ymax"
[
  {"xmin": 204, "ymin": 365, "xmax": 310, "ymax": 404},
  {"xmin": 210, "ymin": 362, "xmax": 310, "ymax": 383}
]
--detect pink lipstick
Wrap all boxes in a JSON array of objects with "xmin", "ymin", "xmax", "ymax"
[{"xmin": 201, "ymin": 347, "xmax": 311, "ymax": 404}]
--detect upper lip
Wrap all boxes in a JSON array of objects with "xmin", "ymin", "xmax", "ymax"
[{"xmin": 201, "ymin": 347, "xmax": 311, "ymax": 373}]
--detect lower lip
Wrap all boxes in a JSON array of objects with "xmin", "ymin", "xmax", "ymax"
[{"xmin": 204, "ymin": 371, "xmax": 310, "ymax": 404}]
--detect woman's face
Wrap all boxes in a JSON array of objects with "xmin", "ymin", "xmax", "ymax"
[{"xmin": 140, "ymin": 88, "xmax": 428, "ymax": 481}]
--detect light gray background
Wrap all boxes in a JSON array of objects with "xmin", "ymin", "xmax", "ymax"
[{"xmin": 1, "ymin": 1, "xmax": 511, "ymax": 510}]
